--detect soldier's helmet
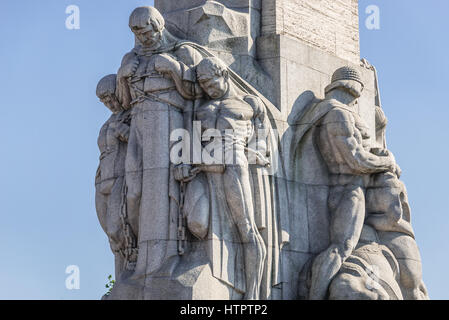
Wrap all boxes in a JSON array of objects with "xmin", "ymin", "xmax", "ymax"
[
  {"xmin": 325, "ymin": 66, "xmax": 364, "ymax": 98},
  {"xmin": 331, "ymin": 66, "xmax": 364, "ymax": 85}
]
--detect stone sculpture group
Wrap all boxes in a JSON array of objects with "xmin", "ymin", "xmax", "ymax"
[{"xmin": 94, "ymin": 5, "xmax": 428, "ymax": 300}]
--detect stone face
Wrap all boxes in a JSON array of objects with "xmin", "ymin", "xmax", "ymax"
[{"xmin": 95, "ymin": 2, "xmax": 428, "ymax": 301}]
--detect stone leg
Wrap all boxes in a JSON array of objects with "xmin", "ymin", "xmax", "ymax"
[
  {"xmin": 378, "ymin": 231, "xmax": 429, "ymax": 300},
  {"xmin": 329, "ymin": 272, "xmax": 390, "ymax": 300},
  {"xmin": 223, "ymin": 165, "xmax": 267, "ymax": 300},
  {"xmin": 309, "ymin": 185, "xmax": 365, "ymax": 300}
]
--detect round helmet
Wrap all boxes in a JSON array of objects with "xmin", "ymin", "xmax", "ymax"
[
  {"xmin": 325, "ymin": 66, "xmax": 365, "ymax": 97},
  {"xmin": 331, "ymin": 66, "xmax": 364, "ymax": 87}
]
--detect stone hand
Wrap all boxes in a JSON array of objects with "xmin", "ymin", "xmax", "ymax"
[
  {"xmin": 154, "ymin": 54, "xmax": 179, "ymax": 74},
  {"xmin": 371, "ymin": 148, "xmax": 399, "ymax": 174},
  {"xmin": 385, "ymin": 150, "xmax": 400, "ymax": 174},
  {"xmin": 115, "ymin": 123, "xmax": 130, "ymax": 142},
  {"xmin": 173, "ymin": 164, "xmax": 199, "ymax": 183}
]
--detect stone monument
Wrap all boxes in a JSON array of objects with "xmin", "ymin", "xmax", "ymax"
[{"xmin": 94, "ymin": 1, "xmax": 428, "ymax": 300}]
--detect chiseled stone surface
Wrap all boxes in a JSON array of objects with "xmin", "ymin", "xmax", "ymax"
[
  {"xmin": 94, "ymin": 2, "xmax": 428, "ymax": 300},
  {"xmin": 261, "ymin": 0, "xmax": 360, "ymax": 64},
  {"xmin": 155, "ymin": 0, "xmax": 275, "ymax": 103}
]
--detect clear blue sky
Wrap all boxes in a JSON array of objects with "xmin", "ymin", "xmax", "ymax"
[{"xmin": 0, "ymin": 0, "xmax": 447, "ymax": 299}]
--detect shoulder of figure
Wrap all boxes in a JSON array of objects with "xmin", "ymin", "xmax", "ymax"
[
  {"xmin": 175, "ymin": 44, "xmax": 203, "ymax": 66},
  {"xmin": 319, "ymin": 103, "xmax": 356, "ymax": 137},
  {"xmin": 99, "ymin": 117, "xmax": 112, "ymax": 133},
  {"xmin": 244, "ymin": 95, "xmax": 265, "ymax": 113},
  {"xmin": 321, "ymin": 100, "xmax": 354, "ymax": 124},
  {"xmin": 120, "ymin": 50, "xmax": 137, "ymax": 65}
]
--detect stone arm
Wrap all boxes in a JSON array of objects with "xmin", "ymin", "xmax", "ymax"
[
  {"xmin": 322, "ymin": 110, "xmax": 394, "ymax": 174},
  {"xmin": 95, "ymin": 121, "xmax": 109, "ymax": 188},
  {"xmin": 114, "ymin": 122, "xmax": 130, "ymax": 143},
  {"xmin": 154, "ymin": 46, "xmax": 204, "ymax": 101},
  {"xmin": 245, "ymin": 95, "xmax": 266, "ymax": 129},
  {"xmin": 245, "ymin": 95, "xmax": 270, "ymax": 166},
  {"xmin": 95, "ymin": 165, "xmax": 101, "ymax": 185},
  {"xmin": 115, "ymin": 110, "xmax": 132, "ymax": 143},
  {"xmin": 116, "ymin": 51, "xmax": 137, "ymax": 110},
  {"xmin": 97, "ymin": 121, "xmax": 109, "ymax": 160},
  {"xmin": 155, "ymin": 46, "xmax": 205, "ymax": 182}
]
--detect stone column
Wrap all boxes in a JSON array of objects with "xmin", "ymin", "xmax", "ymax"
[{"xmin": 258, "ymin": 0, "xmax": 375, "ymax": 121}]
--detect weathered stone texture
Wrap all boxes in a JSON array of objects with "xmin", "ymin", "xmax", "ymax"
[
  {"xmin": 261, "ymin": 0, "xmax": 360, "ymax": 64},
  {"xmin": 257, "ymin": 34, "xmax": 376, "ymax": 140},
  {"xmin": 97, "ymin": 2, "xmax": 428, "ymax": 301}
]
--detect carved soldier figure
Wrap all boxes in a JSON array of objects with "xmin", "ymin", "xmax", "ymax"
[
  {"xmin": 328, "ymin": 129, "xmax": 429, "ymax": 299},
  {"xmin": 309, "ymin": 67, "xmax": 398, "ymax": 299},
  {"xmin": 189, "ymin": 57, "xmax": 270, "ymax": 300},
  {"xmin": 95, "ymin": 74, "xmax": 135, "ymax": 275},
  {"xmin": 116, "ymin": 6, "xmax": 202, "ymax": 280}
]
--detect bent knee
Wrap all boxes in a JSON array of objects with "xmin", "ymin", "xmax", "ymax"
[
  {"xmin": 399, "ymin": 259, "xmax": 422, "ymax": 289},
  {"xmin": 330, "ymin": 240, "xmax": 355, "ymax": 260}
]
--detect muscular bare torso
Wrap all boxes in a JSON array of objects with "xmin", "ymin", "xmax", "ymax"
[
  {"xmin": 318, "ymin": 100, "xmax": 389, "ymax": 177},
  {"xmin": 196, "ymin": 95, "xmax": 256, "ymax": 166},
  {"xmin": 196, "ymin": 96, "xmax": 254, "ymax": 132}
]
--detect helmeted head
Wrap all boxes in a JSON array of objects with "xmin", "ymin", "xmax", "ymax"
[
  {"xmin": 129, "ymin": 6, "xmax": 165, "ymax": 49},
  {"xmin": 96, "ymin": 74, "xmax": 122, "ymax": 113},
  {"xmin": 325, "ymin": 66, "xmax": 364, "ymax": 99},
  {"xmin": 196, "ymin": 57, "xmax": 229, "ymax": 99}
]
